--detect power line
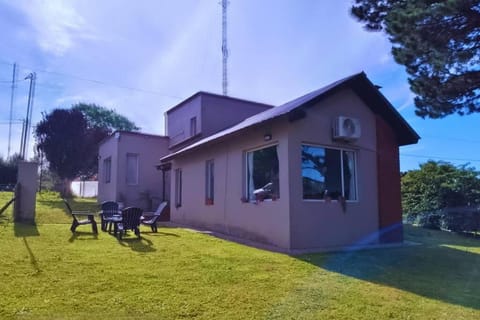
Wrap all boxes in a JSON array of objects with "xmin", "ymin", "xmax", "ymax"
[
  {"xmin": 420, "ymin": 134, "xmax": 480, "ymax": 144},
  {"xmin": 33, "ymin": 68, "xmax": 183, "ymax": 99},
  {"xmin": 401, "ymin": 153, "xmax": 480, "ymax": 163},
  {"xmin": 0, "ymin": 121, "xmax": 23, "ymax": 125},
  {"xmin": 1, "ymin": 57, "xmax": 183, "ymax": 100}
]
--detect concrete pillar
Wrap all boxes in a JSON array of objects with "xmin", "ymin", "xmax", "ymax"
[{"xmin": 14, "ymin": 161, "xmax": 38, "ymax": 224}]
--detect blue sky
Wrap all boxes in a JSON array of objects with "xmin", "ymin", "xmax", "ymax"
[{"xmin": 0, "ymin": 0, "xmax": 479, "ymax": 171}]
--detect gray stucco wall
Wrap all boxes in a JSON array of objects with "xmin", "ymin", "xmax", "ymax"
[
  {"xmin": 98, "ymin": 132, "xmax": 169, "ymax": 210},
  {"xmin": 116, "ymin": 133, "xmax": 169, "ymax": 210},
  {"xmin": 170, "ymin": 119, "xmax": 291, "ymax": 249},
  {"xmin": 288, "ymin": 88, "xmax": 379, "ymax": 250},
  {"xmin": 167, "ymin": 88, "xmax": 385, "ymax": 250},
  {"xmin": 98, "ymin": 136, "xmax": 118, "ymax": 203},
  {"xmin": 167, "ymin": 97, "xmax": 202, "ymax": 148},
  {"xmin": 201, "ymin": 94, "xmax": 272, "ymax": 138},
  {"xmin": 167, "ymin": 93, "xmax": 272, "ymax": 151}
]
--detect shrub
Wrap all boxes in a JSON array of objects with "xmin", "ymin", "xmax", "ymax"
[
  {"xmin": 406, "ymin": 206, "xmax": 480, "ymax": 234},
  {"xmin": 416, "ymin": 212, "xmax": 442, "ymax": 230}
]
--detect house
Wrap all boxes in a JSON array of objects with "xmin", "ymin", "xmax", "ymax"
[
  {"xmin": 98, "ymin": 93, "xmax": 273, "ymax": 211},
  {"xmin": 166, "ymin": 91, "xmax": 273, "ymax": 151},
  {"xmin": 160, "ymin": 72, "xmax": 419, "ymax": 251},
  {"xmin": 97, "ymin": 131, "xmax": 170, "ymax": 211}
]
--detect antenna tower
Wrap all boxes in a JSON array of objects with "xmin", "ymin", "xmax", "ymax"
[{"xmin": 221, "ymin": 0, "xmax": 229, "ymax": 95}]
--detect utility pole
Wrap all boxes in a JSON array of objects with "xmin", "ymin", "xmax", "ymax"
[
  {"xmin": 7, "ymin": 63, "xmax": 17, "ymax": 158},
  {"xmin": 21, "ymin": 72, "xmax": 36, "ymax": 160},
  {"xmin": 221, "ymin": 0, "xmax": 229, "ymax": 96},
  {"xmin": 19, "ymin": 119, "xmax": 26, "ymax": 159}
]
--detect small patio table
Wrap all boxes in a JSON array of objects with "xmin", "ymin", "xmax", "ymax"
[{"xmin": 109, "ymin": 214, "xmax": 123, "ymax": 235}]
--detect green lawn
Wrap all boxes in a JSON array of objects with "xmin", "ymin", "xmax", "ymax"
[{"xmin": 0, "ymin": 192, "xmax": 479, "ymax": 319}]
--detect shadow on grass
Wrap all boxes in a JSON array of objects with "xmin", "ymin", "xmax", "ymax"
[
  {"xmin": 0, "ymin": 214, "xmax": 11, "ymax": 228},
  {"xmin": 36, "ymin": 197, "xmax": 65, "ymax": 211},
  {"xmin": 23, "ymin": 237, "xmax": 41, "ymax": 274},
  {"xmin": 298, "ymin": 227, "xmax": 480, "ymax": 310},
  {"xmin": 406, "ymin": 225, "xmax": 480, "ymax": 248},
  {"xmin": 68, "ymin": 231, "xmax": 99, "ymax": 242},
  {"xmin": 141, "ymin": 230, "xmax": 180, "ymax": 237},
  {"xmin": 117, "ymin": 235, "xmax": 156, "ymax": 253},
  {"xmin": 14, "ymin": 222, "xmax": 40, "ymax": 237}
]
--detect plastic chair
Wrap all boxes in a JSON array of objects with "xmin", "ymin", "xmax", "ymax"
[
  {"xmin": 141, "ymin": 201, "xmax": 168, "ymax": 232},
  {"xmin": 63, "ymin": 199, "xmax": 98, "ymax": 234},
  {"xmin": 116, "ymin": 207, "xmax": 143, "ymax": 239}
]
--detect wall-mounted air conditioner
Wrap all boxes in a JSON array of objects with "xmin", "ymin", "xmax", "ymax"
[{"xmin": 333, "ymin": 116, "xmax": 361, "ymax": 141}]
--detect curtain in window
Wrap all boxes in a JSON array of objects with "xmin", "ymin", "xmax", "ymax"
[
  {"xmin": 343, "ymin": 151, "xmax": 356, "ymax": 200},
  {"xmin": 247, "ymin": 152, "xmax": 254, "ymax": 200},
  {"xmin": 246, "ymin": 146, "xmax": 279, "ymax": 200}
]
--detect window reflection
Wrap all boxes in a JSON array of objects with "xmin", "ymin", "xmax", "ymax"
[
  {"xmin": 246, "ymin": 145, "xmax": 279, "ymax": 200},
  {"xmin": 302, "ymin": 145, "xmax": 356, "ymax": 200}
]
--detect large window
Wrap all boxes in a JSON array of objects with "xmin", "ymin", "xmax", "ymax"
[
  {"xmin": 205, "ymin": 160, "xmax": 214, "ymax": 205},
  {"xmin": 175, "ymin": 168, "xmax": 182, "ymax": 208},
  {"xmin": 126, "ymin": 153, "xmax": 139, "ymax": 185},
  {"xmin": 246, "ymin": 145, "xmax": 279, "ymax": 201},
  {"xmin": 302, "ymin": 145, "xmax": 357, "ymax": 200},
  {"xmin": 103, "ymin": 157, "xmax": 111, "ymax": 183}
]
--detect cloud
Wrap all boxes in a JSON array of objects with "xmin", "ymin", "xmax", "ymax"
[
  {"xmin": 396, "ymin": 91, "xmax": 416, "ymax": 112},
  {"xmin": 12, "ymin": 0, "xmax": 97, "ymax": 56}
]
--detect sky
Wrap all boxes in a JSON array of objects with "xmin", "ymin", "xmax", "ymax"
[{"xmin": 0, "ymin": 0, "xmax": 479, "ymax": 172}]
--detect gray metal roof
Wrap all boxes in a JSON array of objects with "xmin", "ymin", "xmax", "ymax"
[{"xmin": 161, "ymin": 72, "xmax": 419, "ymax": 162}]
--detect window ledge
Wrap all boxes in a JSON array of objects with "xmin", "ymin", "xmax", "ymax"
[{"xmin": 302, "ymin": 199, "xmax": 358, "ymax": 203}]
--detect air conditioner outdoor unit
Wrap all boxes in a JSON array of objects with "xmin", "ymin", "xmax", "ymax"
[{"xmin": 333, "ymin": 116, "xmax": 361, "ymax": 141}]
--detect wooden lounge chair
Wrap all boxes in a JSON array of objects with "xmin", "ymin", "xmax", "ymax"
[
  {"xmin": 116, "ymin": 207, "xmax": 143, "ymax": 239},
  {"xmin": 63, "ymin": 199, "xmax": 98, "ymax": 234},
  {"xmin": 140, "ymin": 201, "xmax": 168, "ymax": 233},
  {"xmin": 100, "ymin": 201, "xmax": 120, "ymax": 232}
]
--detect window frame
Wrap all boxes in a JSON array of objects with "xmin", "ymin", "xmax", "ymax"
[
  {"xmin": 190, "ymin": 116, "xmax": 197, "ymax": 137},
  {"xmin": 301, "ymin": 143, "xmax": 358, "ymax": 202},
  {"xmin": 126, "ymin": 153, "xmax": 139, "ymax": 185},
  {"xmin": 244, "ymin": 143, "xmax": 280, "ymax": 202},
  {"xmin": 175, "ymin": 168, "xmax": 182, "ymax": 208},
  {"xmin": 205, "ymin": 159, "xmax": 214, "ymax": 205},
  {"xmin": 103, "ymin": 157, "xmax": 111, "ymax": 184}
]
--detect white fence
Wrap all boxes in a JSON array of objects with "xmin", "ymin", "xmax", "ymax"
[{"xmin": 71, "ymin": 181, "xmax": 98, "ymax": 198}]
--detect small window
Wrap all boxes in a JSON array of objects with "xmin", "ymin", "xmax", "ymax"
[
  {"xmin": 104, "ymin": 157, "xmax": 111, "ymax": 183},
  {"xmin": 126, "ymin": 153, "xmax": 139, "ymax": 185},
  {"xmin": 190, "ymin": 117, "xmax": 197, "ymax": 137},
  {"xmin": 246, "ymin": 145, "xmax": 279, "ymax": 201},
  {"xmin": 301, "ymin": 145, "xmax": 357, "ymax": 200},
  {"xmin": 205, "ymin": 160, "xmax": 214, "ymax": 205},
  {"xmin": 175, "ymin": 168, "xmax": 182, "ymax": 208}
]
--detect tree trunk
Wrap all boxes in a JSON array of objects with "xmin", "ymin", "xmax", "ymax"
[{"xmin": 61, "ymin": 178, "xmax": 73, "ymax": 198}]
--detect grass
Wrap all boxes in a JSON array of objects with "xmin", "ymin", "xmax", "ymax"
[{"xmin": 0, "ymin": 191, "xmax": 479, "ymax": 319}]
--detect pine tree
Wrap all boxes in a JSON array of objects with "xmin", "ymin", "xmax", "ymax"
[{"xmin": 351, "ymin": 0, "xmax": 480, "ymax": 118}]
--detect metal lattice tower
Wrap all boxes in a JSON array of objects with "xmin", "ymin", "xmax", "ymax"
[{"xmin": 221, "ymin": 0, "xmax": 229, "ymax": 95}]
